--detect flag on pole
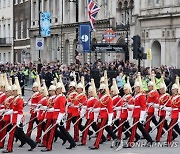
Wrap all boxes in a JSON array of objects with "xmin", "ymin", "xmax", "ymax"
[{"xmin": 88, "ymin": 0, "xmax": 100, "ymax": 30}]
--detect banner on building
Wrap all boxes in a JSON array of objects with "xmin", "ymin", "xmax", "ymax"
[
  {"xmin": 41, "ymin": 12, "xmax": 51, "ymax": 37},
  {"xmin": 79, "ymin": 24, "xmax": 91, "ymax": 52}
]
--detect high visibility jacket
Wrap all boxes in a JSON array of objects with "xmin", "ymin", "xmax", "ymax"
[
  {"xmin": 23, "ymin": 69, "xmax": 29, "ymax": 76},
  {"xmin": 30, "ymin": 70, "xmax": 36, "ymax": 79},
  {"xmin": 122, "ymin": 75, "xmax": 126, "ymax": 85},
  {"xmin": 142, "ymin": 78, "xmax": 148, "ymax": 92},
  {"xmin": 10, "ymin": 70, "xmax": 14, "ymax": 76},
  {"xmin": 155, "ymin": 78, "xmax": 161, "ymax": 90}
]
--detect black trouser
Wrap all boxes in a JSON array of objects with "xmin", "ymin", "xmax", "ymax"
[
  {"xmin": 163, "ymin": 120, "xmax": 178, "ymax": 139},
  {"xmin": 54, "ymin": 129, "xmax": 67, "ymax": 141},
  {"xmin": 57, "ymin": 123, "xmax": 76, "ymax": 146},
  {"xmin": 15, "ymin": 126, "xmax": 36, "ymax": 148},
  {"xmin": 174, "ymin": 124, "xmax": 180, "ymax": 135},
  {"xmin": 123, "ymin": 121, "xmax": 141, "ymax": 140},
  {"xmin": 137, "ymin": 122, "xmax": 153, "ymax": 143}
]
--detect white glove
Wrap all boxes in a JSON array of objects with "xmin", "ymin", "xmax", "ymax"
[
  {"xmin": 114, "ymin": 106, "xmax": 121, "ymax": 111},
  {"xmin": 164, "ymin": 107, "xmax": 172, "ymax": 112},
  {"xmin": 139, "ymin": 110, "xmax": 146, "ymax": 124},
  {"xmin": 56, "ymin": 113, "xmax": 65, "ymax": 124},
  {"xmin": 17, "ymin": 114, "xmax": 23, "ymax": 127},
  {"xmin": 4, "ymin": 109, "xmax": 13, "ymax": 115},
  {"xmin": 153, "ymin": 104, "xmax": 159, "ymax": 108},
  {"xmin": 28, "ymin": 102, "xmax": 31, "ymax": 106},
  {"xmin": 107, "ymin": 113, "xmax": 113, "ymax": 126},
  {"xmin": 43, "ymin": 119, "xmax": 47, "ymax": 122},
  {"xmin": 34, "ymin": 108, "xmax": 40, "ymax": 112},
  {"xmin": 42, "ymin": 106, "xmax": 47, "ymax": 110},
  {"xmin": 116, "ymin": 111, "xmax": 120, "ymax": 120},
  {"xmin": 0, "ymin": 109, "xmax": 5, "ymax": 113},
  {"xmin": 165, "ymin": 111, "xmax": 171, "ymax": 121},
  {"xmin": 48, "ymin": 108, "xmax": 54, "ymax": 112},
  {"xmin": 94, "ymin": 112, "xmax": 99, "ymax": 122},
  {"xmin": 127, "ymin": 110, "xmax": 133, "ymax": 122},
  {"xmin": 154, "ymin": 108, "xmax": 159, "ymax": 117},
  {"xmin": 178, "ymin": 113, "xmax": 180, "ymax": 123},
  {"xmin": 127, "ymin": 104, "xmax": 134, "ymax": 109},
  {"xmin": 80, "ymin": 108, "xmax": 86, "ymax": 118}
]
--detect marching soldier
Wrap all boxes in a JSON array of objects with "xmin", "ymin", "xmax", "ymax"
[
  {"xmin": 78, "ymin": 79, "xmax": 100, "ymax": 146},
  {"xmin": 66, "ymin": 81, "xmax": 77, "ymax": 130},
  {"xmin": 2, "ymin": 78, "xmax": 37, "ymax": 153},
  {"xmin": 26, "ymin": 76, "xmax": 42, "ymax": 143},
  {"xmin": 166, "ymin": 79, "xmax": 180, "ymax": 145},
  {"xmin": 41, "ymin": 82, "xmax": 76, "ymax": 151},
  {"xmin": 145, "ymin": 74, "xmax": 159, "ymax": 132},
  {"xmin": 125, "ymin": 73, "xmax": 153, "ymax": 148},
  {"xmin": 41, "ymin": 85, "xmax": 56, "ymax": 147},
  {"xmin": 155, "ymin": 77, "xmax": 178, "ymax": 142}
]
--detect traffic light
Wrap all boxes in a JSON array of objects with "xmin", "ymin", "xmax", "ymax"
[
  {"xmin": 132, "ymin": 35, "xmax": 141, "ymax": 59},
  {"xmin": 138, "ymin": 47, "xmax": 147, "ymax": 59}
]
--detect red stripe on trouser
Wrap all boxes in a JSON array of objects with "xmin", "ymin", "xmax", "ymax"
[
  {"xmin": 81, "ymin": 119, "xmax": 93, "ymax": 145},
  {"xmin": 118, "ymin": 118, "xmax": 126, "ymax": 140},
  {"xmin": 74, "ymin": 116, "xmax": 80, "ymax": 142},
  {"xmin": 7, "ymin": 125, "xmax": 16, "ymax": 152},
  {"xmin": 47, "ymin": 120, "xmax": 57, "ymax": 150},
  {"xmin": 129, "ymin": 118, "xmax": 139, "ymax": 146},
  {"xmin": 0, "ymin": 121, "xmax": 9, "ymax": 148},
  {"xmin": 26, "ymin": 113, "xmax": 36, "ymax": 137},
  {"xmin": 145, "ymin": 112, "xmax": 153, "ymax": 132},
  {"xmin": 94, "ymin": 118, "xmax": 107, "ymax": 149},
  {"xmin": 167, "ymin": 119, "xmax": 177, "ymax": 145},
  {"xmin": 36, "ymin": 120, "xmax": 43, "ymax": 143},
  {"xmin": 42, "ymin": 119, "xmax": 53, "ymax": 147},
  {"xmin": 66, "ymin": 113, "xmax": 72, "ymax": 131},
  {"xmin": 156, "ymin": 116, "xmax": 165, "ymax": 142}
]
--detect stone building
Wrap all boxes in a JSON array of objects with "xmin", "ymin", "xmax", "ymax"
[{"xmin": 0, "ymin": 0, "xmax": 13, "ymax": 63}]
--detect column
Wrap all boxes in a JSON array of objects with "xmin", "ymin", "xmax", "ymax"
[
  {"xmin": 42, "ymin": 0, "xmax": 44, "ymax": 12},
  {"xmin": 31, "ymin": 0, "xmax": 34, "ymax": 27},
  {"xmin": 70, "ymin": 1, "xmax": 76, "ymax": 23},
  {"xmin": 59, "ymin": 0, "xmax": 63, "ymax": 23},
  {"xmin": 63, "ymin": 0, "xmax": 66, "ymax": 24},
  {"xmin": 97, "ymin": 0, "xmax": 103, "ymax": 20},
  {"xmin": 78, "ymin": 0, "xmax": 83, "ymax": 22}
]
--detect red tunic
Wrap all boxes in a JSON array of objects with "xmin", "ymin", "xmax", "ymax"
[
  {"xmin": 85, "ymin": 97, "xmax": 99, "ymax": 119},
  {"xmin": 53, "ymin": 94, "xmax": 66, "ymax": 119},
  {"xmin": 158, "ymin": 93, "xmax": 171, "ymax": 116},
  {"xmin": 67, "ymin": 91, "xmax": 78, "ymax": 114},
  {"xmin": 0, "ymin": 92, "xmax": 7, "ymax": 110},
  {"xmin": 133, "ymin": 93, "xmax": 146, "ymax": 118},
  {"xmin": 30, "ymin": 92, "xmax": 42, "ymax": 114},
  {"xmin": 3, "ymin": 96, "xmax": 14, "ymax": 121},
  {"xmin": 112, "ymin": 95, "xmax": 123, "ymax": 117},
  {"xmin": 99, "ymin": 94, "xmax": 113, "ymax": 118},
  {"xmin": 45, "ymin": 95, "xmax": 56, "ymax": 119},
  {"xmin": 72, "ymin": 93, "xmax": 87, "ymax": 116},
  {"xmin": 12, "ymin": 96, "xmax": 24, "ymax": 124},
  {"xmin": 170, "ymin": 95, "xmax": 180, "ymax": 119},
  {"xmin": 37, "ymin": 97, "xmax": 48, "ymax": 120},
  {"xmin": 147, "ymin": 90, "xmax": 159, "ymax": 113}
]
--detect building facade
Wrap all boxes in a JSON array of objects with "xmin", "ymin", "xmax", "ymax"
[
  {"xmin": 0, "ymin": 0, "xmax": 13, "ymax": 63},
  {"xmin": 131, "ymin": 0, "xmax": 180, "ymax": 68},
  {"xmin": 29, "ymin": 0, "xmax": 133, "ymax": 65},
  {"xmin": 13, "ymin": 0, "xmax": 31, "ymax": 64}
]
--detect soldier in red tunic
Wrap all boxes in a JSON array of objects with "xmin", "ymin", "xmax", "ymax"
[
  {"xmin": 88, "ymin": 83, "xmax": 119, "ymax": 150},
  {"xmin": 125, "ymin": 74, "xmax": 153, "ymax": 148},
  {"xmin": 166, "ymin": 83, "xmax": 180, "ymax": 145},
  {"xmin": 145, "ymin": 75, "xmax": 160, "ymax": 132},
  {"xmin": 155, "ymin": 79, "xmax": 178, "ymax": 142},
  {"xmin": 0, "ymin": 85, "xmax": 13, "ymax": 149},
  {"xmin": 66, "ymin": 81, "xmax": 77, "ymax": 131},
  {"xmin": 26, "ymin": 81, "xmax": 42, "ymax": 143},
  {"xmin": 41, "ymin": 82, "xmax": 76, "ymax": 151}
]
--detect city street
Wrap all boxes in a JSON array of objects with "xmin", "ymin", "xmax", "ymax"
[{"xmin": 1, "ymin": 89, "xmax": 179, "ymax": 154}]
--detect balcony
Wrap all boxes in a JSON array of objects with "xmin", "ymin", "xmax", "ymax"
[{"xmin": 0, "ymin": 37, "xmax": 13, "ymax": 46}]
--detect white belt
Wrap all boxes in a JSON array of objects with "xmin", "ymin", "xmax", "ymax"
[
  {"xmin": 74, "ymin": 106, "xmax": 79, "ymax": 108},
  {"xmin": 134, "ymin": 106, "xmax": 140, "ymax": 108},
  {"xmin": 54, "ymin": 109, "xmax": 60, "ymax": 112},
  {"xmin": 31, "ymin": 103, "xmax": 37, "ymax": 106},
  {"xmin": 122, "ymin": 107, "xmax": 127, "ymax": 110},
  {"xmin": 172, "ymin": 108, "xmax": 179, "ymax": 111},
  {"xmin": 1, "ymin": 105, "xmax": 4, "ymax": 107},
  {"xmin": 13, "ymin": 111, "xmax": 18, "ymax": 114},
  {"xmin": 148, "ymin": 103, "xmax": 153, "ymax": 106},
  {"xmin": 100, "ymin": 108, "xmax": 107, "ymax": 111}
]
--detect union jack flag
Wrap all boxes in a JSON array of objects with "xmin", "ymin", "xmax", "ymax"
[{"xmin": 88, "ymin": 0, "xmax": 100, "ymax": 30}]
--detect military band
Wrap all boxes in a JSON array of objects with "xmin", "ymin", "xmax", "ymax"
[{"xmin": 0, "ymin": 71, "xmax": 180, "ymax": 153}]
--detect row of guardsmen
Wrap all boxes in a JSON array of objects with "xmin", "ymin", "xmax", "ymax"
[{"xmin": 0, "ymin": 71, "xmax": 180, "ymax": 153}]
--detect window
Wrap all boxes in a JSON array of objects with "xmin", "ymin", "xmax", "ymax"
[
  {"xmin": 20, "ymin": 21, "xmax": 23, "ymax": 39},
  {"xmin": 15, "ymin": 0, "xmax": 18, "ymax": 5},
  {"xmin": 155, "ymin": 0, "xmax": 160, "ymax": 4},
  {"xmin": 15, "ymin": 22, "xmax": 18, "ymax": 39},
  {"xmin": 8, "ymin": 24, "xmax": 10, "ymax": 39},
  {"xmin": 33, "ymin": 1, "xmax": 36, "ymax": 20},
  {"xmin": 3, "ymin": 53, "xmax": 5, "ymax": 62},
  {"xmin": 3, "ymin": 24, "xmax": 5, "ymax": 37}
]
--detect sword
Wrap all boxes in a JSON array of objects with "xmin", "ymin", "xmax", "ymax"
[
  {"xmin": 27, "ymin": 120, "xmax": 45, "ymax": 134},
  {"xmin": 162, "ymin": 121, "xmax": 180, "ymax": 137},
  {"xmin": 122, "ymin": 119, "xmax": 140, "ymax": 135},
  {"xmin": 113, "ymin": 119, "xmax": 127, "ymax": 133},
  {"xmin": 150, "ymin": 118, "xmax": 166, "ymax": 133},
  {"xmin": 72, "ymin": 116, "xmax": 84, "ymax": 127},
  {"xmin": 81, "ymin": 120, "xmax": 94, "ymax": 134},
  {"xmin": 0, "ymin": 123, "xmax": 11, "ymax": 133},
  {"xmin": 0, "ymin": 124, "xmax": 17, "ymax": 142}
]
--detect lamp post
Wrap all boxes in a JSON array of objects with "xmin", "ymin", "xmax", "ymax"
[{"xmin": 38, "ymin": 0, "xmax": 41, "ymax": 63}]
